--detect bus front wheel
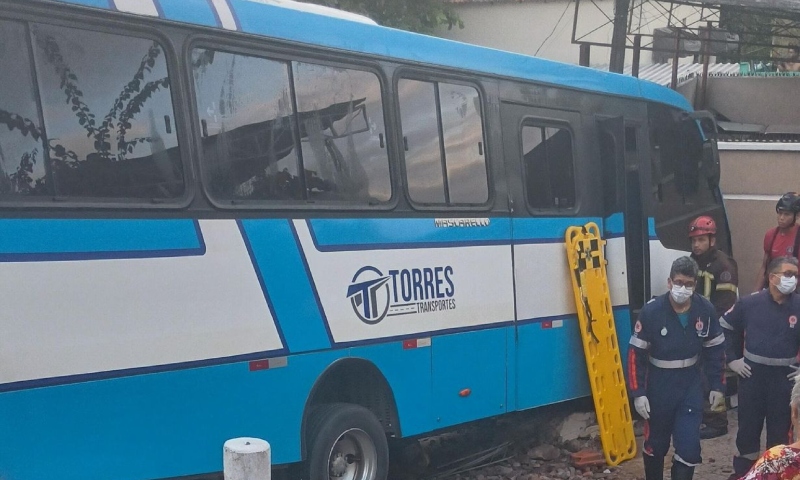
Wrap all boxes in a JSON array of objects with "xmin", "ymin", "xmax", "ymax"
[{"xmin": 306, "ymin": 403, "xmax": 389, "ymax": 480}]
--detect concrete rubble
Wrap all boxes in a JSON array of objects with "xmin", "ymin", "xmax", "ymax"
[{"xmin": 389, "ymin": 402, "xmax": 741, "ymax": 480}]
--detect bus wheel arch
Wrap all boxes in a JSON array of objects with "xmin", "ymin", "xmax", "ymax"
[{"xmin": 302, "ymin": 358, "xmax": 400, "ymax": 460}]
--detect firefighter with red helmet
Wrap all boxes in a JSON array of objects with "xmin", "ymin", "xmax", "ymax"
[{"xmin": 689, "ymin": 215, "xmax": 739, "ymax": 439}]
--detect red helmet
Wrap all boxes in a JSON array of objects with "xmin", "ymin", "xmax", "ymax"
[{"xmin": 689, "ymin": 216, "xmax": 717, "ymax": 237}]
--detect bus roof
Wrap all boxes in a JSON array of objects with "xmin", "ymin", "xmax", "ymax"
[{"xmin": 44, "ymin": 0, "xmax": 691, "ymax": 111}]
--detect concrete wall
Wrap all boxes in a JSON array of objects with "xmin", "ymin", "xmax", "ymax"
[
  {"xmin": 437, "ymin": 1, "xmax": 606, "ymax": 66},
  {"xmin": 706, "ymin": 76, "xmax": 800, "ymax": 125},
  {"xmin": 719, "ymin": 145, "xmax": 800, "ymax": 295},
  {"xmin": 437, "ymin": 0, "xmax": 703, "ymax": 68}
]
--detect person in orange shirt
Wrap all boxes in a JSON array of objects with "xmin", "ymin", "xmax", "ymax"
[{"xmin": 754, "ymin": 193, "xmax": 800, "ymax": 292}]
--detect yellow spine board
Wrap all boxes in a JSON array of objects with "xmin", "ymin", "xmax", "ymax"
[{"xmin": 565, "ymin": 222, "xmax": 636, "ymax": 466}]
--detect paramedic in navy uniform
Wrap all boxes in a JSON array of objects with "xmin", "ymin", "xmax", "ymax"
[
  {"xmin": 721, "ymin": 255, "xmax": 800, "ymax": 479},
  {"xmin": 627, "ymin": 256, "xmax": 726, "ymax": 480}
]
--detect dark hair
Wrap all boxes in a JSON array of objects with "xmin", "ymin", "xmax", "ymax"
[
  {"xmin": 670, "ymin": 256, "xmax": 699, "ymax": 279},
  {"xmin": 768, "ymin": 256, "xmax": 799, "ymax": 275}
]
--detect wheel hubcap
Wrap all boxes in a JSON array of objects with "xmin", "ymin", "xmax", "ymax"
[{"xmin": 327, "ymin": 428, "xmax": 377, "ymax": 480}]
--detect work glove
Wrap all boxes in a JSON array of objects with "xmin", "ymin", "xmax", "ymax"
[
  {"xmin": 729, "ymin": 358, "xmax": 752, "ymax": 378},
  {"xmin": 709, "ymin": 391, "xmax": 725, "ymax": 412},
  {"xmin": 634, "ymin": 396, "xmax": 650, "ymax": 420},
  {"xmin": 788, "ymin": 365, "xmax": 800, "ymax": 381}
]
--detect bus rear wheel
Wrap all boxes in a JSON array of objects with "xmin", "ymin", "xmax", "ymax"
[{"xmin": 306, "ymin": 403, "xmax": 389, "ymax": 480}]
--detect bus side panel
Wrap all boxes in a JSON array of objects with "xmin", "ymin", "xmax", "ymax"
[
  {"xmin": 511, "ymin": 217, "xmax": 631, "ymax": 410},
  {"xmin": 431, "ymin": 327, "xmax": 508, "ymax": 427},
  {"xmin": 349, "ymin": 343, "xmax": 433, "ymax": 437},
  {"xmin": 0, "ymin": 350, "xmax": 345, "ymax": 480},
  {"xmin": 516, "ymin": 316, "xmax": 590, "ymax": 408},
  {"xmin": 512, "ymin": 218, "xmax": 596, "ymax": 410}
]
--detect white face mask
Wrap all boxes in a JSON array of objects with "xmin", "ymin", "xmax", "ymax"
[
  {"xmin": 776, "ymin": 275, "xmax": 798, "ymax": 295},
  {"xmin": 670, "ymin": 284, "xmax": 693, "ymax": 304}
]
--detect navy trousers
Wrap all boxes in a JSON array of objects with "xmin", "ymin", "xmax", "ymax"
[
  {"xmin": 736, "ymin": 363, "xmax": 793, "ymax": 458},
  {"xmin": 644, "ymin": 367, "xmax": 703, "ymax": 465}
]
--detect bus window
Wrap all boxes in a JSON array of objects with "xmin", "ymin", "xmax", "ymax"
[
  {"xmin": 292, "ymin": 62, "xmax": 391, "ymax": 203},
  {"xmin": 521, "ymin": 123, "xmax": 576, "ymax": 210},
  {"xmin": 192, "ymin": 50, "xmax": 391, "ymax": 205},
  {"xmin": 398, "ymin": 78, "xmax": 488, "ymax": 206},
  {"xmin": 192, "ymin": 49, "xmax": 301, "ymax": 201},
  {"xmin": 0, "ymin": 20, "xmax": 46, "ymax": 197},
  {"xmin": 30, "ymin": 23, "xmax": 184, "ymax": 200},
  {"xmin": 649, "ymin": 104, "xmax": 726, "ymax": 252},
  {"xmin": 439, "ymin": 83, "xmax": 488, "ymax": 204},
  {"xmin": 397, "ymin": 79, "xmax": 445, "ymax": 204}
]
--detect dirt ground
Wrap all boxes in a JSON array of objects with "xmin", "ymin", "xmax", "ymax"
[
  {"xmin": 613, "ymin": 410, "xmax": 739, "ymax": 480},
  {"xmin": 402, "ymin": 406, "xmax": 744, "ymax": 480}
]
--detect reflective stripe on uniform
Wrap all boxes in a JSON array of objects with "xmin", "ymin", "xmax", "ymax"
[
  {"xmin": 629, "ymin": 336, "xmax": 650, "ymax": 349},
  {"xmin": 738, "ymin": 451, "xmax": 761, "ymax": 461},
  {"xmin": 703, "ymin": 333, "xmax": 725, "ymax": 347},
  {"xmin": 744, "ymin": 349, "xmax": 797, "ymax": 366},
  {"xmin": 719, "ymin": 316, "xmax": 735, "ymax": 330},
  {"xmin": 674, "ymin": 453, "xmax": 701, "ymax": 467},
  {"xmin": 649, "ymin": 355, "xmax": 699, "ymax": 368},
  {"xmin": 716, "ymin": 283, "xmax": 738, "ymax": 293}
]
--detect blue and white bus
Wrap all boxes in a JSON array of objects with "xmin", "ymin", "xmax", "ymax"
[{"xmin": 0, "ymin": 1, "xmax": 730, "ymax": 479}]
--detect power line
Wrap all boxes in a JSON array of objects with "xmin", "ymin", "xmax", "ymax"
[{"xmin": 535, "ymin": 0, "xmax": 574, "ymax": 56}]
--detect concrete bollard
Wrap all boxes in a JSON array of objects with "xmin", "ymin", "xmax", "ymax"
[{"xmin": 223, "ymin": 437, "xmax": 271, "ymax": 480}]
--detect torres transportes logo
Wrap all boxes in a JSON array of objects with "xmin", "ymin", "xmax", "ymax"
[{"xmin": 346, "ymin": 265, "xmax": 457, "ymax": 325}]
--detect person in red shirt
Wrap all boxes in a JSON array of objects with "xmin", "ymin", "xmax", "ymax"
[{"xmin": 754, "ymin": 193, "xmax": 800, "ymax": 291}]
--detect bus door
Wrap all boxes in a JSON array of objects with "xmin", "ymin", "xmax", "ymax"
[
  {"xmin": 501, "ymin": 102, "xmax": 591, "ymax": 411},
  {"xmin": 597, "ymin": 116, "xmax": 650, "ymax": 334}
]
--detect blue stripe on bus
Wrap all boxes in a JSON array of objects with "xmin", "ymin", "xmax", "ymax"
[
  {"xmin": 512, "ymin": 217, "xmax": 602, "ymax": 244},
  {"xmin": 57, "ymin": 0, "xmax": 111, "ymax": 8},
  {"xmin": 307, "ymin": 217, "xmax": 619, "ymax": 251},
  {"xmin": 332, "ymin": 320, "xmax": 515, "ymax": 348},
  {"xmin": 516, "ymin": 313, "xmax": 591, "ymax": 409},
  {"xmin": 430, "ymin": 327, "xmax": 508, "ymax": 428},
  {"xmin": 159, "ymin": 0, "xmax": 218, "ymax": 26},
  {"xmin": 240, "ymin": 219, "xmax": 333, "ymax": 353},
  {"xmin": 307, "ymin": 218, "xmax": 510, "ymax": 251},
  {"xmin": 605, "ymin": 212, "xmax": 625, "ymax": 236},
  {"xmin": 516, "ymin": 306, "xmax": 631, "ymax": 409},
  {"xmin": 0, "ymin": 219, "xmax": 205, "ymax": 262},
  {"xmin": 0, "ymin": 349, "xmax": 344, "ymax": 480},
  {"xmin": 648, "ymin": 217, "xmax": 657, "ymax": 239},
  {"xmin": 224, "ymin": 0, "xmax": 688, "ymax": 111},
  {"xmin": 350, "ymin": 341, "xmax": 434, "ymax": 437},
  {"xmin": 639, "ymin": 79, "xmax": 692, "ymax": 111}
]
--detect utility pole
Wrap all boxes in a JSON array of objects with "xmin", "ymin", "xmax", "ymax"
[{"xmin": 609, "ymin": 0, "xmax": 630, "ymax": 72}]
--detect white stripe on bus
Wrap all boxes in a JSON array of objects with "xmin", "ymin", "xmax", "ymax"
[
  {"xmin": 113, "ymin": 0, "xmax": 159, "ymax": 17},
  {"xmin": 209, "ymin": 0, "xmax": 238, "ymax": 30}
]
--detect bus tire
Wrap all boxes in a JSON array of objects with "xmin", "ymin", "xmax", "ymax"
[{"xmin": 306, "ymin": 403, "xmax": 389, "ymax": 480}]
